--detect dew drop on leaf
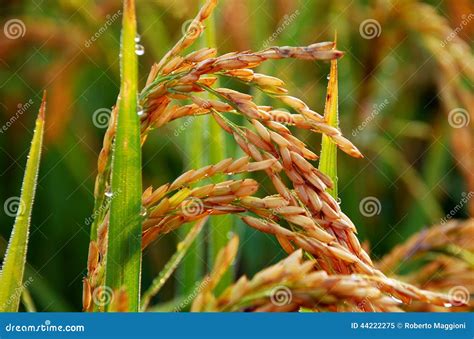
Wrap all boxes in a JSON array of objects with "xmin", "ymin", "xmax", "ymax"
[{"xmin": 135, "ymin": 44, "xmax": 145, "ymax": 56}]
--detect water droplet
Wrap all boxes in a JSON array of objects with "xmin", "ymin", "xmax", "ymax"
[
  {"xmin": 135, "ymin": 44, "xmax": 145, "ymax": 56},
  {"xmin": 134, "ymin": 33, "xmax": 141, "ymax": 43},
  {"xmin": 390, "ymin": 296, "xmax": 403, "ymax": 304},
  {"xmin": 336, "ymin": 197, "xmax": 342, "ymax": 205},
  {"xmin": 326, "ymin": 74, "xmax": 330, "ymax": 80},
  {"xmin": 137, "ymin": 105, "xmax": 144, "ymax": 116},
  {"xmin": 140, "ymin": 206, "xmax": 148, "ymax": 217},
  {"xmin": 105, "ymin": 190, "xmax": 113, "ymax": 198},
  {"xmin": 227, "ymin": 172, "xmax": 234, "ymax": 175},
  {"xmin": 443, "ymin": 302, "xmax": 453, "ymax": 308}
]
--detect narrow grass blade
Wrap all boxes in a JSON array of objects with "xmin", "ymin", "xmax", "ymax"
[
  {"xmin": 319, "ymin": 39, "xmax": 339, "ymax": 198},
  {"xmin": 179, "ymin": 131, "xmax": 205, "ymax": 295},
  {"xmin": 141, "ymin": 217, "xmax": 207, "ymax": 311},
  {"xmin": 202, "ymin": 2, "xmax": 234, "ymax": 294},
  {"xmin": 0, "ymin": 93, "xmax": 45, "ymax": 312},
  {"xmin": 21, "ymin": 289, "xmax": 36, "ymax": 312},
  {"xmin": 371, "ymin": 137, "xmax": 443, "ymax": 224},
  {"xmin": 105, "ymin": 0, "xmax": 142, "ymax": 312}
]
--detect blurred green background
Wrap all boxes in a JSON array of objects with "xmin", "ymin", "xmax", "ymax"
[{"xmin": 0, "ymin": 0, "xmax": 472, "ymax": 311}]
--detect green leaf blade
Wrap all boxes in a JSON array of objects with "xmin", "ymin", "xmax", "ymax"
[
  {"xmin": 105, "ymin": 0, "xmax": 142, "ymax": 312},
  {"xmin": 201, "ymin": 0, "xmax": 234, "ymax": 293},
  {"xmin": 141, "ymin": 217, "xmax": 207, "ymax": 311},
  {"xmin": 319, "ymin": 53, "xmax": 339, "ymax": 198},
  {"xmin": 0, "ymin": 94, "xmax": 46, "ymax": 312}
]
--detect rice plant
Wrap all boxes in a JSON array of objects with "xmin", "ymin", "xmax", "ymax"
[{"xmin": 0, "ymin": 0, "xmax": 472, "ymax": 313}]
